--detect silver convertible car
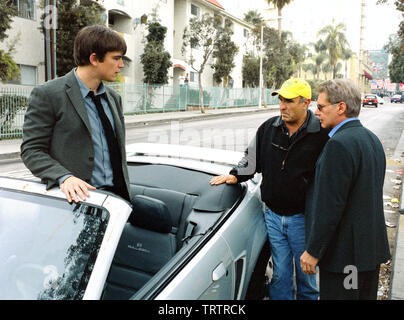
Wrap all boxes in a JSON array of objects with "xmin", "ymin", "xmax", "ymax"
[{"xmin": 0, "ymin": 143, "xmax": 268, "ymax": 300}]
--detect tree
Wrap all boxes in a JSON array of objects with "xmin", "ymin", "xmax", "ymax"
[
  {"xmin": 341, "ymin": 47, "xmax": 354, "ymax": 78},
  {"xmin": 317, "ymin": 22, "xmax": 349, "ymax": 79},
  {"xmin": 262, "ymin": 28, "xmax": 305, "ymax": 89},
  {"xmin": 242, "ymin": 53, "xmax": 260, "ymax": 88},
  {"xmin": 140, "ymin": 22, "xmax": 172, "ymax": 85},
  {"xmin": 266, "ymin": 0, "xmax": 293, "ymax": 37},
  {"xmin": 243, "ymin": 10, "xmax": 264, "ymax": 26},
  {"xmin": 0, "ymin": 1, "xmax": 19, "ymax": 82},
  {"xmin": 379, "ymin": 0, "xmax": 404, "ymax": 83},
  {"xmin": 40, "ymin": 0, "xmax": 105, "ymax": 77},
  {"xmin": 242, "ymin": 25, "xmax": 305, "ymax": 90},
  {"xmin": 384, "ymin": 34, "xmax": 404, "ymax": 83},
  {"xmin": 182, "ymin": 13, "xmax": 232, "ymax": 113},
  {"xmin": 211, "ymin": 20, "xmax": 238, "ymax": 86},
  {"xmin": 303, "ymin": 39, "xmax": 328, "ymax": 79},
  {"xmin": 0, "ymin": 1, "xmax": 16, "ymax": 42},
  {"xmin": 140, "ymin": 14, "xmax": 172, "ymax": 110},
  {"xmin": 0, "ymin": 36, "xmax": 20, "ymax": 82}
]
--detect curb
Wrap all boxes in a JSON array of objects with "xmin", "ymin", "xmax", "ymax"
[
  {"xmin": 0, "ymin": 152, "xmax": 20, "ymax": 161},
  {"xmin": 390, "ymin": 213, "xmax": 404, "ymax": 299}
]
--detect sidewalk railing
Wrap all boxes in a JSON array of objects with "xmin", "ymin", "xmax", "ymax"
[
  {"xmin": 106, "ymin": 83, "xmax": 278, "ymax": 114},
  {"xmin": 0, "ymin": 86, "xmax": 32, "ymax": 140},
  {"xmin": 0, "ymin": 83, "xmax": 277, "ymax": 139}
]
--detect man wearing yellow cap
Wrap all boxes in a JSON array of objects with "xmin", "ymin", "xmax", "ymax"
[{"xmin": 210, "ymin": 78, "xmax": 329, "ymax": 300}]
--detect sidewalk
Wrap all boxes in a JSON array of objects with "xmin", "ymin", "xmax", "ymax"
[{"xmin": 0, "ymin": 105, "xmax": 277, "ymax": 161}]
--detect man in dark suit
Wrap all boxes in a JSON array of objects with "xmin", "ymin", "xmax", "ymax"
[
  {"xmin": 21, "ymin": 25, "xmax": 130, "ymax": 203},
  {"xmin": 300, "ymin": 79, "xmax": 391, "ymax": 299}
]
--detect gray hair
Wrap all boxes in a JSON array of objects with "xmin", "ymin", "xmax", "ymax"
[{"xmin": 317, "ymin": 79, "xmax": 361, "ymax": 117}]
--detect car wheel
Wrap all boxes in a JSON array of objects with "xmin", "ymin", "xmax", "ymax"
[{"xmin": 375, "ymin": 104, "xmax": 378, "ymax": 108}]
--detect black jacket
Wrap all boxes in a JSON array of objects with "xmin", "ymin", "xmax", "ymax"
[
  {"xmin": 230, "ymin": 110, "xmax": 329, "ymax": 215},
  {"xmin": 305, "ymin": 120, "xmax": 390, "ymax": 272}
]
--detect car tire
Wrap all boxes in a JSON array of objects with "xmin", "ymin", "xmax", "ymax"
[{"xmin": 375, "ymin": 104, "xmax": 378, "ymax": 108}]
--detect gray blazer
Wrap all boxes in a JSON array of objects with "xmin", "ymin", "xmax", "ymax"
[{"xmin": 21, "ymin": 70, "xmax": 130, "ymax": 196}]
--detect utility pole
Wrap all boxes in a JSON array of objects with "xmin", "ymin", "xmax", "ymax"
[
  {"xmin": 358, "ymin": 0, "xmax": 365, "ymax": 90},
  {"xmin": 258, "ymin": 23, "xmax": 263, "ymax": 108},
  {"xmin": 44, "ymin": 0, "xmax": 57, "ymax": 81}
]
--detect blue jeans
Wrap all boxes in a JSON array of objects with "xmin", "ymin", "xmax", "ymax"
[{"xmin": 264, "ymin": 207, "xmax": 319, "ymax": 300}]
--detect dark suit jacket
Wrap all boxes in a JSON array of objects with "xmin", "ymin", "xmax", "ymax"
[
  {"xmin": 20, "ymin": 70, "xmax": 130, "ymax": 197},
  {"xmin": 305, "ymin": 120, "xmax": 390, "ymax": 273}
]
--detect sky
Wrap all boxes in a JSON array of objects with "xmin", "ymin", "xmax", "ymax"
[{"xmin": 218, "ymin": 0, "xmax": 402, "ymax": 52}]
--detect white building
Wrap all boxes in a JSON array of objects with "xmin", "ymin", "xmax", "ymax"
[
  {"xmin": 0, "ymin": 0, "xmax": 45, "ymax": 87},
  {"xmin": 2, "ymin": 0, "xmax": 255, "ymax": 89},
  {"xmin": 105, "ymin": 0, "xmax": 254, "ymax": 88}
]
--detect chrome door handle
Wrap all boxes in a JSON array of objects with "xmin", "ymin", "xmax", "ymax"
[{"xmin": 212, "ymin": 262, "xmax": 227, "ymax": 281}]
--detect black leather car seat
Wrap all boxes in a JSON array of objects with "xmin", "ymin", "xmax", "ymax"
[{"xmin": 102, "ymin": 195, "xmax": 176, "ymax": 300}]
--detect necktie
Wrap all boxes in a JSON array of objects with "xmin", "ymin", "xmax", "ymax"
[{"xmin": 88, "ymin": 91, "xmax": 129, "ymax": 200}]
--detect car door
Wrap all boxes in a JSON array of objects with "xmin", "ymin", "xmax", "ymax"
[
  {"xmin": 215, "ymin": 179, "xmax": 266, "ymax": 299},
  {"xmin": 0, "ymin": 180, "xmax": 131, "ymax": 300},
  {"xmin": 155, "ymin": 232, "xmax": 235, "ymax": 300}
]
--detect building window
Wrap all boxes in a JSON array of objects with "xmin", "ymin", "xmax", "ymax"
[
  {"xmin": 190, "ymin": 71, "xmax": 198, "ymax": 83},
  {"xmin": 8, "ymin": 64, "xmax": 37, "ymax": 86},
  {"xmin": 11, "ymin": 0, "xmax": 35, "ymax": 20},
  {"xmin": 117, "ymin": 0, "xmax": 124, "ymax": 5},
  {"xmin": 191, "ymin": 4, "xmax": 200, "ymax": 16},
  {"xmin": 243, "ymin": 28, "xmax": 249, "ymax": 38}
]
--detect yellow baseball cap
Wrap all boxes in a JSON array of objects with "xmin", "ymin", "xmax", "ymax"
[{"xmin": 271, "ymin": 78, "xmax": 312, "ymax": 99}]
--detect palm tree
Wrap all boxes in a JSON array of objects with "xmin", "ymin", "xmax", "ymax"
[
  {"xmin": 317, "ymin": 22, "xmax": 349, "ymax": 79},
  {"xmin": 266, "ymin": 0, "xmax": 293, "ymax": 37},
  {"xmin": 303, "ymin": 53, "xmax": 327, "ymax": 79},
  {"xmin": 341, "ymin": 47, "xmax": 354, "ymax": 78},
  {"xmin": 305, "ymin": 39, "xmax": 327, "ymax": 79},
  {"xmin": 243, "ymin": 9, "xmax": 264, "ymax": 26},
  {"xmin": 321, "ymin": 61, "xmax": 333, "ymax": 80}
]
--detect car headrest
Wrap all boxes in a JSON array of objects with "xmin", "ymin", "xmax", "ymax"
[{"xmin": 129, "ymin": 195, "xmax": 172, "ymax": 234}]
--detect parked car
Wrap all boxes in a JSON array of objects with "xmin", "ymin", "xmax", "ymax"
[
  {"xmin": 391, "ymin": 94, "xmax": 402, "ymax": 103},
  {"xmin": 362, "ymin": 94, "xmax": 378, "ymax": 108},
  {"xmin": 377, "ymin": 95, "xmax": 384, "ymax": 105},
  {"xmin": 0, "ymin": 143, "xmax": 268, "ymax": 300}
]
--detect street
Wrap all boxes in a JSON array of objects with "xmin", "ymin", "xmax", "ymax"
[{"xmin": 2, "ymin": 100, "xmax": 404, "ymax": 181}]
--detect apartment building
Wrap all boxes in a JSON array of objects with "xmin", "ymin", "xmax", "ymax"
[
  {"xmin": 1, "ymin": 0, "xmax": 254, "ymax": 89},
  {"xmin": 171, "ymin": 0, "xmax": 254, "ymax": 88},
  {"xmin": 105, "ymin": 0, "xmax": 254, "ymax": 88}
]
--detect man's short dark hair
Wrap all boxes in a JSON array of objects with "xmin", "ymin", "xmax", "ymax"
[{"xmin": 73, "ymin": 25, "xmax": 127, "ymax": 66}]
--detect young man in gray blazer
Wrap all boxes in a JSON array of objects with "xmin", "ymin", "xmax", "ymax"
[
  {"xmin": 21, "ymin": 25, "xmax": 130, "ymax": 203},
  {"xmin": 300, "ymin": 79, "xmax": 390, "ymax": 299}
]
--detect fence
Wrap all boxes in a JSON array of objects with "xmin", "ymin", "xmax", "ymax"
[
  {"xmin": 0, "ymin": 83, "xmax": 278, "ymax": 139},
  {"xmin": 0, "ymin": 86, "xmax": 33, "ymax": 140},
  {"xmin": 106, "ymin": 83, "xmax": 278, "ymax": 114}
]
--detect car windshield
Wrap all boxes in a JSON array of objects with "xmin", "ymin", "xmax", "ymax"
[
  {"xmin": 0, "ymin": 189, "xmax": 109, "ymax": 300},
  {"xmin": 365, "ymin": 95, "xmax": 376, "ymax": 98}
]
